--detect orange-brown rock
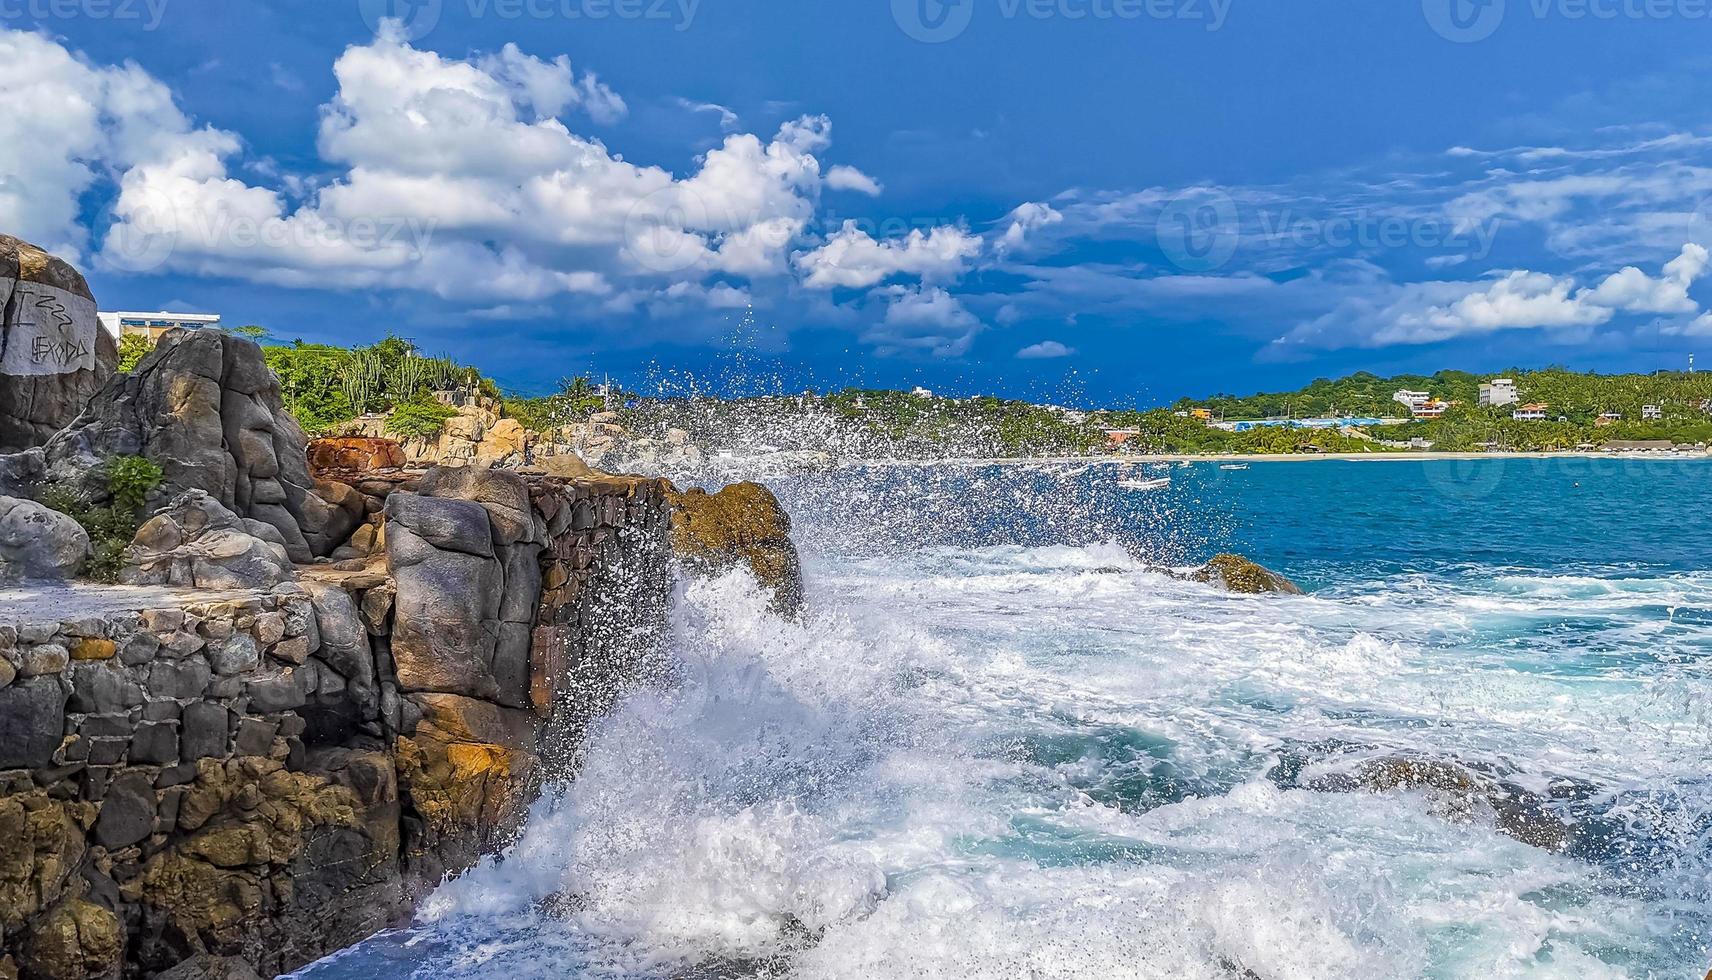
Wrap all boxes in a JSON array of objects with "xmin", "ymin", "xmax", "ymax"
[
  {"xmin": 66, "ymin": 638, "xmax": 115, "ymax": 661},
  {"xmin": 308, "ymin": 438, "xmax": 407, "ymax": 476},
  {"xmin": 665, "ymin": 481, "xmax": 803, "ymax": 615}
]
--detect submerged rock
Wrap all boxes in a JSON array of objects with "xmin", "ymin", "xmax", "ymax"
[
  {"xmin": 666, "ymin": 481, "xmax": 804, "ymax": 615},
  {"xmin": 1308, "ymin": 756, "xmax": 1573, "ymax": 852},
  {"xmin": 1190, "ymin": 554, "xmax": 1303, "ymax": 595}
]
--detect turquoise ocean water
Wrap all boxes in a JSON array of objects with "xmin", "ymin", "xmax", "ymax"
[{"xmin": 297, "ymin": 458, "xmax": 1712, "ymax": 979}]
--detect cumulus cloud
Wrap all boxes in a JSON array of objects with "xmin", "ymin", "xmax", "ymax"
[
  {"xmin": 65, "ymin": 22, "xmax": 895, "ymax": 305},
  {"xmin": 1577, "ymin": 242, "xmax": 1708, "ymax": 314},
  {"xmin": 795, "ymin": 221, "xmax": 981, "ymax": 289},
  {"xmin": 1274, "ymin": 243, "xmax": 1709, "ymax": 350},
  {"xmin": 864, "ymin": 285, "xmax": 983, "ymax": 357},
  {"xmin": 1016, "ymin": 340, "xmax": 1074, "ymax": 359},
  {"xmin": 0, "ymin": 28, "xmax": 202, "ymax": 259},
  {"xmin": 996, "ymin": 202, "xmax": 1063, "ymax": 254}
]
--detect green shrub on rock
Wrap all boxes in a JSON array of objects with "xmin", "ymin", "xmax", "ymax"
[
  {"xmin": 37, "ymin": 455, "xmax": 165, "ymax": 582},
  {"xmin": 384, "ymin": 392, "xmax": 458, "ymax": 440}
]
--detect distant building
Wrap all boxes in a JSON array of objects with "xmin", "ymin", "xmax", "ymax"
[
  {"xmin": 1393, "ymin": 389, "xmax": 1431, "ymax": 411},
  {"xmin": 1411, "ymin": 400, "xmax": 1450, "ymax": 419},
  {"xmin": 1105, "ymin": 429, "xmax": 1141, "ymax": 448},
  {"xmin": 1594, "ymin": 412, "xmax": 1622, "ymax": 428},
  {"xmin": 1641, "ymin": 404, "xmax": 1663, "ymax": 420},
  {"xmin": 1190, "ymin": 408, "xmax": 1213, "ymax": 422},
  {"xmin": 1512, "ymin": 403, "xmax": 1549, "ymax": 421},
  {"xmin": 1478, "ymin": 379, "xmax": 1519, "ymax": 408},
  {"xmin": 910, "ymin": 386, "xmax": 934, "ymax": 398},
  {"xmin": 98, "ymin": 311, "xmax": 221, "ymax": 342}
]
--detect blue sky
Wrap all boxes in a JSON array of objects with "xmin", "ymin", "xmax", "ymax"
[{"xmin": 4, "ymin": 0, "xmax": 1711, "ymax": 404}]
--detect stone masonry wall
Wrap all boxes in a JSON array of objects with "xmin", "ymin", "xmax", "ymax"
[{"xmin": 0, "ymin": 471, "xmax": 673, "ymax": 980}]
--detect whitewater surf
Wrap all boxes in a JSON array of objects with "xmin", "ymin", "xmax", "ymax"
[{"xmin": 295, "ymin": 458, "xmax": 1712, "ymax": 979}]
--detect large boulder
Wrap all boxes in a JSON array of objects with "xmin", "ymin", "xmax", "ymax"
[
  {"xmin": 41, "ymin": 328, "xmax": 361, "ymax": 561},
  {"xmin": 0, "ymin": 495, "xmax": 88, "ymax": 581},
  {"xmin": 665, "ymin": 481, "xmax": 803, "ymax": 615},
  {"xmin": 307, "ymin": 437, "xmax": 406, "ymax": 476},
  {"xmin": 119, "ymin": 490, "xmax": 295, "ymax": 589},
  {"xmin": 0, "ymin": 234, "xmax": 117, "ymax": 453},
  {"xmin": 1190, "ymin": 554, "xmax": 1303, "ymax": 595}
]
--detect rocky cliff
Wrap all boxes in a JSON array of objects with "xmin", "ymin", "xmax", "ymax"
[
  {"xmin": 0, "ymin": 466, "xmax": 674, "ymax": 979},
  {"xmin": 0, "ymin": 321, "xmax": 805, "ymax": 979}
]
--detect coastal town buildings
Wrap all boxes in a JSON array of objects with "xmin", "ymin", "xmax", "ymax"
[
  {"xmin": 1479, "ymin": 379, "xmax": 1519, "ymax": 407},
  {"xmin": 1513, "ymin": 403, "xmax": 1549, "ymax": 421},
  {"xmin": 1642, "ymin": 404, "xmax": 1663, "ymax": 420}
]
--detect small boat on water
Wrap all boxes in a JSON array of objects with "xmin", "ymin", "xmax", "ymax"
[
  {"xmin": 1118, "ymin": 476, "xmax": 1172, "ymax": 491},
  {"xmin": 1220, "ymin": 463, "xmax": 1250, "ymax": 471}
]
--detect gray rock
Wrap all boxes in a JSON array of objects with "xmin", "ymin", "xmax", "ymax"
[
  {"xmin": 492, "ymin": 622, "xmax": 532, "ymax": 710},
  {"xmin": 19, "ymin": 642, "xmax": 69, "ymax": 676},
  {"xmin": 232, "ymin": 716, "xmax": 278, "ymax": 757},
  {"xmin": 40, "ymin": 327, "xmax": 353, "ymax": 559},
  {"xmin": 0, "ymin": 234, "xmax": 116, "ymax": 452},
  {"xmin": 147, "ymin": 658, "xmax": 212, "ymax": 699},
  {"xmin": 120, "ymin": 490, "xmax": 294, "ymax": 590},
  {"xmin": 247, "ymin": 667, "xmax": 313, "ymax": 713},
  {"xmin": 387, "ymin": 515, "xmax": 502, "ymax": 699},
  {"xmin": 93, "ymin": 769, "xmax": 157, "ymax": 849},
  {"xmin": 180, "ymin": 702, "xmax": 231, "ymax": 761},
  {"xmin": 130, "ymin": 721, "xmax": 179, "ymax": 765},
  {"xmin": 0, "ymin": 495, "xmax": 89, "ymax": 580},
  {"xmin": 0, "ymin": 677, "xmax": 69, "ymax": 767},
  {"xmin": 418, "ymin": 464, "xmax": 542, "ymax": 546},
  {"xmin": 69, "ymin": 663, "xmax": 145, "ymax": 714},
  {"xmin": 208, "ymin": 634, "xmax": 260, "ymax": 675},
  {"xmin": 384, "ymin": 492, "xmax": 494, "ymax": 558},
  {"xmin": 303, "ymin": 581, "xmax": 373, "ymax": 687}
]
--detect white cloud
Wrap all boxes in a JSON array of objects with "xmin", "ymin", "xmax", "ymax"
[
  {"xmin": 996, "ymin": 202, "xmax": 1063, "ymax": 254},
  {"xmin": 676, "ymin": 98, "xmax": 739, "ymax": 131},
  {"xmin": 864, "ymin": 286, "xmax": 983, "ymax": 357},
  {"xmin": 0, "ymin": 28, "xmax": 203, "ymax": 259},
  {"xmin": 1663, "ymin": 311, "xmax": 1712, "ymax": 337},
  {"xmin": 795, "ymin": 221, "xmax": 981, "ymax": 289},
  {"xmin": 824, "ymin": 165, "xmax": 882, "ymax": 196},
  {"xmin": 1576, "ymin": 242, "xmax": 1708, "ymax": 314},
  {"xmin": 1274, "ymin": 244, "xmax": 1709, "ymax": 351},
  {"xmin": 1016, "ymin": 340, "xmax": 1074, "ymax": 359},
  {"xmin": 63, "ymin": 23, "xmax": 884, "ymax": 307}
]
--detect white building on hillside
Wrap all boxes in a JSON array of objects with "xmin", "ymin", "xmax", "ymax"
[
  {"xmin": 1479, "ymin": 378, "xmax": 1518, "ymax": 407},
  {"xmin": 1393, "ymin": 389, "xmax": 1431, "ymax": 411},
  {"xmin": 98, "ymin": 311, "xmax": 221, "ymax": 342},
  {"xmin": 1642, "ymin": 404, "xmax": 1663, "ymax": 420}
]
